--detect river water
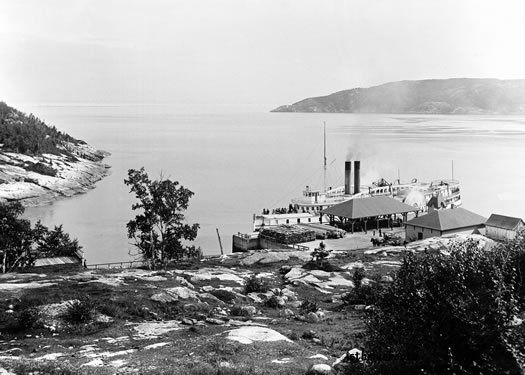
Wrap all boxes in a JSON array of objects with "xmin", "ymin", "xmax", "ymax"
[{"xmin": 18, "ymin": 104, "xmax": 525, "ymax": 263}]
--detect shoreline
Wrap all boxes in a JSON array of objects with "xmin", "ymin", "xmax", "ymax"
[{"xmin": 0, "ymin": 143, "xmax": 111, "ymax": 207}]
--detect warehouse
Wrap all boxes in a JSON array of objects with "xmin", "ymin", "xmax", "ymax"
[
  {"xmin": 321, "ymin": 196, "xmax": 419, "ymax": 233},
  {"xmin": 405, "ymin": 207, "xmax": 486, "ymax": 242},
  {"xmin": 485, "ymin": 214, "xmax": 524, "ymax": 241}
]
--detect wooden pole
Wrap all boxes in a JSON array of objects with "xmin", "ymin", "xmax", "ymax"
[{"xmin": 216, "ymin": 228, "xmax": 224, "ymax": 255}]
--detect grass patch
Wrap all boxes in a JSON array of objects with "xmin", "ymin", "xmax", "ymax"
[{"xmin": 62, "ymin": 298, "xmax": 96, "ymax": 324}]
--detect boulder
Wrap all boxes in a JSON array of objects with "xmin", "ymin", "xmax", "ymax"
[
  {"xmin": 348, "ymin": 348, "xmax": 363, "ymax": 361},
  {"xmin": 306, "ymin": 312, "xmax": 320, "ymax": 323},
  {"xmin": 333, "ymin": 348, "xmax": 363, "ymax": 369},
  {"xmin": 380, "ymin": 275, "xmax": 394, "ymax": 283},
  {"xmin": 205, "ymin": 317, "xmax": 226, "ymax": 325},
  {"xmin": 246, "ymin": 293, "xmax": 263, "ymax": 303},
  {"xmin": 284, "ymin": 267, "xmax": 305, "ymax": 281},
  {"xmin": 150, "ymin": 293, "xmax": 178, "ymax": 303},
  {"xmin": 283, "ymin": 308, "xmax": 294, "ymax": 318},
  {"xmin": 281, "ymin": 288, "xmax": 298, "ymax": 301},
  {"xmin": 226, "ymin": 326, "xmax": 293, "ymax": 345},
  {"xmin": 242, "ymin": 305, "xmax": 257, "ymax": 316},
  {"xmin": 166, "ymin": 286, "xmax": 198, "ymax": 300},
  {"xmin": 308, "ymin": 364, "xmax": 332, "ymax": 374}
]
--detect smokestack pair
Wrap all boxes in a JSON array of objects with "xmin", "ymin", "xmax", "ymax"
[{"xmin": 344, "ymin": 160, "xmax": 360, "ymax": 195}]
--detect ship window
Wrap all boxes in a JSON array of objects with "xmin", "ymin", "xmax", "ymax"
[
  {"xmin": 286, "ymin": 219, "xmax": 289, "ymax": 224},
  {"xmin": 297, "ymin": 218, "xmax": 300, "ymax": 224},
  {"xmin": 308, "ymin": 218, "xmax": 311, "ymax": 223}
]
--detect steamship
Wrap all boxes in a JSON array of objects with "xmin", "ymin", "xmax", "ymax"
[
  {"xmin": 253, "ymin": 160, "xmax": 461, "ymax": 230},
  {"xmin": 252, "ymin": 123, "xmax": 461, "ymax": 231}
]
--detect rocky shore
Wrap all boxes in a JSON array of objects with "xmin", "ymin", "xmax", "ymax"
[
  {"xmin": 0, "ymin": 142, "xmax": 110, "ymax": 206},
  {"xmin": 0, "ymin": 233, "xmax": 502, "ymax": 374}
]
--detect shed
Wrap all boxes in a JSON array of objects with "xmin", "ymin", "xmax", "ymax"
[
  {"xmin": 485, "ymin": 214, "xmax": 524, "ymax": 241},
  {"xmin": 405, "ymin": 207, "xmax": 486, "ymax": 242},
  {"xmin": 321, "ymin": 196, "xmax": 419, "ymax": 233}
]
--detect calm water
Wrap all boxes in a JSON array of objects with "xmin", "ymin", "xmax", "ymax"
[{"xmin": 18, "ymin": 104, "xmax": 525, "ymax": 263}]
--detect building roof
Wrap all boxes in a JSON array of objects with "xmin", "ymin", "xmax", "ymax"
[
  {"xmin": 485, "ymin": 214, "xmax": 524, "ymax": 230},
  {"xmin": 321, "ymin": 196, "xmax": 419, "ymax": 219},
  {"xmin": 34, "ymin": 256, "xmax": 80, "ymax": 267},
  {"xmin": 406, "ymin": 207, "xmax": 486, "ymax": 231}
]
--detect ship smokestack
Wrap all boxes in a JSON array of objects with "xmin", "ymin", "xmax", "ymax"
[
  {"xmin": 354, "ymin": 160, "xmax": 360, "ymax": 195},
  {"xmin": 344, "ymin": 161, "xmax": 352, "ymax": 195}
]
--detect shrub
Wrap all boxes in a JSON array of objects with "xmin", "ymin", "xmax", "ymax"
[
  {"xmin": 25, "ymin": 162, "xmax": 57, "ymax": 176},
  {"xmin": 17, "ymin": 307, "xmax": 42, "ymax": 330},
  {"xmin": 352, "ymin": 268, "xmax": 366, "ymax": 288},
  {"xmin": 301, "ymin": 330, "xmax": 317, "ymax": 340},
  {"xmin": 63, "ymin": 298, "xmax": 96, "ymax": 324},
  {"xmin": 265, "ymin": 295, "xmax": 282, "ymax": 309},
  {"xmin": 300, "ymin": 300, "xmax": 318, "ymax": 313},
  {"xmin": 365, "ymin": 239, "xmax": 522, "ymax": 374},
  {"xmin": 229, "ymin": 305, "xmax": 254, "ymax": 317},
  {"xmin": 342, "ymin": 282, "xmax": 383, "ymax": 306},
  {"xmin": 0, "ymin": 295, "xmax": 44, "ymax": 333},
  {"xmin": 244, "ymin": 275, "xmax": 270, "ymax": 294}
]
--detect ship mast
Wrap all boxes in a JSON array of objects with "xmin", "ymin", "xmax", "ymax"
[{"xmin": 323, "ymin": 122, "xmax": 327, "ymax": 192}]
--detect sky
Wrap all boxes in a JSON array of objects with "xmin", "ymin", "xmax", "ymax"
[{"xmin": 1, "ymin": 0, "xmax": 525, "ymax": 112}]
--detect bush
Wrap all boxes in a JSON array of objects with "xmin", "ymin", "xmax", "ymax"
[
  {"xmin": 343, "ymin": 284, "xmax": 382, "ymax": 306},
  {"xmin": 300, "ymin": 300, "xmax": 318, "ymax": 314},
  {"xmin": 365, "ymin": 239, "xmax": 522, "ymax": 374},
  {"xmin": 229, "ymin": 305, "xmax": 254, "ymax": 317},
  {"xmin": 25, "ymin": 162, "xmax": 57, "ymax": 176},
  {"xmin": 17, "ymin": 307, "xmax": 42, "ymax": 330},
  {"xmin": 0, "ymin": 296, "xmax": 43, "ymax": 333},
  {"xmin": 244, "ymin": 275, "xmax": 270, "ymax": 294},
  {"xmin": 63, "ymin": 298, "xmax": 96, "ymax": 324},
  {"xmin": 265, "ymin": 295, "xmax": 282, "ymax": 309},
  {"xmin": 352, "ymin": 268, "xmax": 366, "ymax": 288}
]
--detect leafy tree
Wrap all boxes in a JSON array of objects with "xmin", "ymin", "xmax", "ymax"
[
  {"xmin": 0, "ymin": 202, "xmax": 35, "ymax": 273},
  {"xmin": 0, "ymin": 202, "xmax": 83, "ymax": 273},
  {"xmin": 365, "ymin": 239, "xmax": 521, "ymax": 374},
  {"xmin": 124, "ymin": 167, "xmax": 200, "ymax": 269},
  {"xmin": 34, "ymin": 223, "xmax": 82, "ymax": 257}
]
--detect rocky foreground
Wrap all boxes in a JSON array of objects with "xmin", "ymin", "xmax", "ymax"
[
  {"xmin": 0, "ymin": 234, "xmax": 497, "ymax": 374},
  {"xmin": 0, "ymin": 142, "xmax": 110, "ymax": 206}
]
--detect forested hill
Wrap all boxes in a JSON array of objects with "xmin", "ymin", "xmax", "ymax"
[
  {"xmin": 271, "ymin": 78, "xmax": 525, "ymax": 114},
  {"xmin": 0, "ymin": 101, "xmax": 100, "ymax": 160},
  {"xmin": 0, "ymin": 101, "xmax": 110, "ymax": 205}
]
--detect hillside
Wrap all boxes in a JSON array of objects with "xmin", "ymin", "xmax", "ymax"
[
  {"xmin": 272, "ymin": 78, "xmax": 525, "ymax": 114},
  {"xmin": 0, "ymin": 102, "xmax": 110, "ymax": 205}
]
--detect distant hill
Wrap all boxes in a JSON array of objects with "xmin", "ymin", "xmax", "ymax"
[{"xmin": 271, "ymin": 78, "xmax": 525, "ymax": 114}]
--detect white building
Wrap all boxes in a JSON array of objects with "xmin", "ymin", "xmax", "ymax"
[{"xmin": 485, "ymin": 214, "xmax": 524, "ymax": 241}]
